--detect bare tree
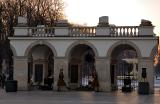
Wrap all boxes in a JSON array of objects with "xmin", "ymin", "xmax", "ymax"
[
  {"xmin": 0, "ymin": 0, "xmax": 64, "ymax": 39},
  {"xmin": 0, "ymin": 0, "xmax": 65, "ymax": 81}
]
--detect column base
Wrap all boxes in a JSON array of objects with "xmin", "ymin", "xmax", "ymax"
[{"xmin": 98, "ymin": 82, "xmax": 111, "ymax": 92}]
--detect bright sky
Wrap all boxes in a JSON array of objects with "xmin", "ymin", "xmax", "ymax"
[{"xmin": 63, "ymin": 0, "xmax": 160, "ymax": 35}]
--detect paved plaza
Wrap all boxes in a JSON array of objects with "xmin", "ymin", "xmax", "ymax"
[{"xmin": 1, "ymin": 89, "xmax": 160, "ymax": 104}]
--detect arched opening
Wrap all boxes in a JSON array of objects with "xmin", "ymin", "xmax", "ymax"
[
  {"xmin": 68, "ymin": 44, "xmax": 95, "ymax": 90},
  {"xmin": 28, "ymin": 45, "xmax": 54, "ymax": 90},
  {"xmin": 110, "ymin": 44, "xmax": 138, "ymax": 92}
]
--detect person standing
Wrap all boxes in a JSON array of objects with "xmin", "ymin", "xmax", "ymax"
[
  {"xmin": 92, "ymin": 70, "xmax": 99, "ymax": 92},
  {"xmin": 57, "ymin": 69, "xmax": 66, "ymax": 91},
  {"xmin": 1, "ymin": 73, "xmax": 5, "ymax": 89},
  {"xmin": 0, "ymin": 74, "xmax": 2, "ymax": 87}
]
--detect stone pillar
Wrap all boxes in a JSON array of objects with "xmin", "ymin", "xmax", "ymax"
[
  {"xmin": 14, "ymin": 16, "xmax": 29, "ymax": 36},
  {"xmin": 139, "ymin": 19, "xmax": 154, "ymax": 36},
  {"xmin": 54, "ymin": 27, "xmax": 69, "ymax": 36},
  {"xmin": 96, "ymin": 27, "xmax": 110, "ymax": 36},
  {"xmin": 53, "ymin": 57, "xmax": 69, "ymax": 91},
  {"xmin": 138, "ymin": 26, "xmax": 154, "ymax": 36},
  {"xmin": 55, "ymin": 20, "xmax": 69, "ymax": 36},
  {"xmin": 95, "ymin": 57, "xmax": 111, "ymax": 91},
  {"xmin": 13, "ymin": 56, "xmax": 28, "ymax": 90},
  {"xmin": 96, "ymin": 16, "xmax": 110, "ymax": 36},
  {"xmin": 138, "ymin": 58, "xmax": 154, "ymax": 93}
]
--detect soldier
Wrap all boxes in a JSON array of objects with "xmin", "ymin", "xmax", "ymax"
[
  {"xmin": 57, "ymin": 69, "xmax": 66, "ymax": 91},
  {"xmin": 1, "ymin": 73, "xmax": 5, "ymax": 89},
  {"xmin": 92, "ymin": 70, "xmax": 99, "ymax": 92}
]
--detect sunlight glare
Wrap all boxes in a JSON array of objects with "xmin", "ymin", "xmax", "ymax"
[{"xmin": 63, "ymin": 0, "xmax": 160, "ymax": 35}]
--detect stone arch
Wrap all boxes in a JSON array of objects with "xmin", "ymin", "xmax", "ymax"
[
  {"xmin": 24, "ymin": 40, "xmax": 57, "ymax": 57},
  {"xmin": 150, "ymin": 45, "xmax": 158, "ymax": 59},
  {"xmin": 108, "ymin": 40, "xmax": 141, "ymax": 91},
  {"xmin": 107, "ymin": 40, "xmax": 142, "ymax": 58},
  {"xmin": 65, "ymin": 40, "xmax": 99, "ymax": 57},
  {"xmin": 10, "ymin": 44, "xmax": 17, "ymax": 56},
  {"xmin": 67, "ymin": 41, "xmax": 97, "ymax": 89}
]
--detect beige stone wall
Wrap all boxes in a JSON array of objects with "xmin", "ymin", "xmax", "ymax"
[
  {"xmin": 13, "ymin": 55, "xmax": 155, "ymax": 93},
  {"xmin": 14, "ymin": 56, "xmax": 28, "ymax": 90},
  {"xmin": 95, "ymin": 57, "xmax": 111, "ymax": 91},
  {"xmin": 138, "ymin": 58, "xmax": 154, "ymax": 93},
  {"xmin": 11, "ymin": 38, "xmax": 156, "ymax": 93},
  {"xmin": 53, "ymin": 57, "xmax": 68, "ymax": 90}
]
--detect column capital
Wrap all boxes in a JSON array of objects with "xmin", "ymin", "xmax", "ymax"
[
  {"xmin": 13, "ymin": 56, "xmax": 28, "ymax": 60},
  {"xmin": 138, "ymin": 57, "xmax": 153, "ymax": 62},
  {"xmin": 54, "ymin": 56, "xmax": 68, "ymax": 60},
  {"xmin": 95, "ymin": 57, "xmax": 108, "ymax": 60}
]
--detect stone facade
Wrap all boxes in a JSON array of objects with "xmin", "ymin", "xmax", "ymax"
[
  {"xmin": 95, "ymin": 57, "xmax": 111, "ymax": 91},
  {"xmin": 13, "ymin": 56, "xmax": 28, "ymax": 90},
  {"xmin": 8, "ymin": 16, "xmax": 158, "ymax": 93},
  {"xmin": 54, "ymin": 57, "xmax": 69, "ymax": 90},
  {"xmin": 138, "ymin": 58, "xmax": 155, "ymax": 93}
]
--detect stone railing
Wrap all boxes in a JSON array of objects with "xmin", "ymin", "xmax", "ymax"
[
  {"xmin": 28, "ymin": 27, "xmax": 55, "ymax": 37},
  {"xmin": 110, "ymin": 26, "xmax": 139, "ymax": 37},
  {"xmin": 69, "ymin": 27, "xmax": 96, "ymax": 37},
  {"xmin": 14, "ymin": 26, "xmax": 155, "ymax": 37},
  {"xmin": 13, "ymin": 16, "xmax": 155, "ymax": 37}
]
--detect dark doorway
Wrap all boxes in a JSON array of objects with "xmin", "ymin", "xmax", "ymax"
[
  {"xmin": 35, "ymin": 64, "xmax": 43, "ymax": 83},
  {"xmin": 110, "ymin": 65, "xmax": 115, "ymax": 85},
  {"xmin": 69, "ymin": 44, "xmax": 95, "ymax": 90},
  {"xmin": 70, "ymin": 65, "xmax": 78, "ymax": 83}
]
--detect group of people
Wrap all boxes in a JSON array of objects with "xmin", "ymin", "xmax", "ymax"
[
  {"xmin": 91, "ymin": 70, "xmax": 99, "ymax": 91},
  {"xmin": 0, "ymin": 73, "xmax": 6, "ymax": 89},
  {"xmin": 57, "ymin": 69, "xmax": 99, "ymax": 91}
]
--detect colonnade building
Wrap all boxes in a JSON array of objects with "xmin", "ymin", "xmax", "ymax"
[{"xmin": 9, "ymin": 16, "xmax": 158, "ymax": 93}]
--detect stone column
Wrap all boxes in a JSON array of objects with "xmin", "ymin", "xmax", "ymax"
[
  {"xmin": 53, "ymin": 57, "xmax": 69, "ymax": 91},
  {"xmin": 138, "ymin": 58, "xmax": 154, "ymax": 93},
  {"xmin": 14, "ymin": 16, "xmax": 29, "ymax": 36},
  {"xmin": 95, "ymin": 57, "xmax": 111, "ymax": 91},
  {"xmin": 13, "ymin": 56, "xmax": 28, "ymax": 90}
]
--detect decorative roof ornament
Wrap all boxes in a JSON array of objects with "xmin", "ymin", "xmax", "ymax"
[
  {"xmin": 56, "ymin": 20, "xmax": 69, "ymax": 27},
  {"xmin": 98, "ymin": 16, "xmax": 109, "ymax": 27},
  {"xmin": 140, "ymin": 19, "xmax": 152, "ymax": 26}
]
